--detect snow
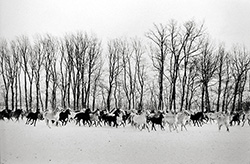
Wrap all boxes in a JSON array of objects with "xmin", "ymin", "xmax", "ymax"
[{"xmin": 1, "ymin": 120, "xmax": 250, "ymax": 164}]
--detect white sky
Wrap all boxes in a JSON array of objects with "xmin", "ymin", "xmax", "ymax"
[{"xmin": 1, "ymin": 0, "xmax": 250, "ymax": 49}]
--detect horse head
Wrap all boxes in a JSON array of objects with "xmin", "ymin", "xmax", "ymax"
[
  {"xmin": 65, "ymin": 108, "xmax": 71, "ymax": 115},
  {"xmin": 85, "ymin": 108, "xmax": 91, "ymax": 114}
]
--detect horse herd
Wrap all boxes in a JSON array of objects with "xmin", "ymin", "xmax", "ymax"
[{"xmin": 0, "ymin": 107, "xmax": 250, "ymax": 132}]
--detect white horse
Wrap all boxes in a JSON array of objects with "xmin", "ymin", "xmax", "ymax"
[
  {"xmin": 216, "ymin": 113, "xmax": 230, "ymax": 132},
  {"xmin": 43, "ymin": 108, "xmax": 61, "ymax": 128},
  {"xmin": 163, "ymin": 113, "xmax": 178, "ymax": 132},
  {"xmin": 131, "ymin": 111, "xmax": 150, "ymax": 132},
  {"xmin": 242, "ymin": 112, "xmax": 250, "ymax": 127},
  {"xmin": 176, "ymin": 111, "xmax": 191, "ymax": 131}
]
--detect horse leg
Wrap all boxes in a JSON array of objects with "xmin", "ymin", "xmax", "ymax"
[
  {"xmin": 146, "ymin": 124, "xmax": 150, "ymax": 132},
  {"xmin": 97, "ymin": 121, "xmax": 102, "ymax": 127},
  {"xmin": 34, "ymin": 119, "xmax": 37, "ymax": 127},
  {"xmin": 242, "ymin": 120, "xmax": 246, "ymax": 127},
  {"xmin": 30, "ymin": 119, "xmax": 34, "ymax": 125},
  {"xmin": 122, "ymin": 121, "xmax": 126, "ymax": 127},
  {"xmin": 25, "ymin": 118, "xmax": 29, "ymax": 124},
  {"xmin": 151, "ymin": 123, "xmax": 155, "ymax": 131},
  {"xmin": 218, "ymin": 124, "xmax": 222, "ymax": 131},
  {"xmin": 169, "ymin": 124, "xmax": 172, "ymax": 132},
  {"xmin": 160, "ymin": 124, "xmax": 164, "ymax": 131},
  {"xmin": 183, "ymin": 124, "xmax": 187, "ymax": 131},
  {"xmin": 226, "ymin": 125, "xmax": 230, "ymax": 132},
  {"xmin": 46, "ymin": 119, "xmax": 51, "ymax": 128}
]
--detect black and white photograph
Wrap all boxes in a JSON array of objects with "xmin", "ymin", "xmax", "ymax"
[{"xmin": 0, "ymin": 0, "xmax": 250, "ymax": 163}]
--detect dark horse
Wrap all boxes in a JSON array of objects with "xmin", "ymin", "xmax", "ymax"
[
  {"xmin": 190, "ymin": 112, "xmax": 207, "ymax": 127},
  {"xmin": 0, "ymin": 109, "xmax": 13, "ymax": 120},
  {"xmin": 101, "ymin": 108, "xmax": 121, "ymax": 127},
  {"xmin": 12, "ymin": 109, "xmax": 23, "ymax": 122},
  {"xmin": 148, "ymin": 112, "xmax": 165, "ymax": 131},
  {"xmin": 59, "ymin": 109, "xmax": 71, "ymax": 126},
  {"xmin": 230, "ymin": 112, "xmax": 243, "ymax": 126},
  {"xmin": 74, "ymin": 108, "xmax": 91, "ymax": 126},
  {"xmin": 26, "ymin": 110, "xmax": 42, "ymax": 126}
]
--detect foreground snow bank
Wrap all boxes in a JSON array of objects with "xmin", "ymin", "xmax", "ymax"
[{"xmin": 1, "ymin": 120, "xmax": 250, "ymax": 164}]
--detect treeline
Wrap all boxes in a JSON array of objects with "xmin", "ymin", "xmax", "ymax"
[{"xmin": 1, "ymin": 20, "xmax": 250, "ymax": 113}]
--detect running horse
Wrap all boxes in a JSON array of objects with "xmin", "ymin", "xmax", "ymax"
[{"xmin": 43, "ymin": 107, "xmax": 61, "ymax": 128}]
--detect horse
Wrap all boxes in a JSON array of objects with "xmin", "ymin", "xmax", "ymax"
[
  {"xmin": 44, "ymin": 108, "xmax": 61, "ymax": 128},
  {"xmin": 26, "ymin": 110, "xmax": 42, "ymax": 126},
  {"xmin": 89, "ymin": 108, "xmax": 102, "ymax": 127},
  {"xmin": 217, "ymin": 113, "xmax": 230, "ymax": 132},
  {"xmin": 74, "ymin": 108, "xmax": 91, "ymax": 126},
  {"xmin": 116, "ymin": 109, "xmax": 126, "ymax": 127},
  {"xmin": 163, "ymin": 113, "xmax": 178, "ymax": 132},
  {"xmin": 205, "ymin": 112, "xmax": 221, "ymax": 124},
  {"xmin": 148, "ymin": 111, "xmax": 165, "ymax": 131},
  {"xmin": 131, "ymin": 111, "xmax": 150, "ymax": 132},
  {"xmin": 99, "ymin": 108, "xmax": 121, "ymax": 127},
  {"xmin": 12, "ymin": 109, "xmax": 23, "ymax": 122},
  {"xmin": 59, "ymin": 108, "xmax": 71, "ymax": 126},
  {"xmin": 242, "ymin": 112, "xmax": 250, "ymax": 127},
  {"xmin": 176, "ymin": 111, "xmax": 191, "ymax": 131},
  {"xmin": 190, "ymin": 112, "xmax": 207, "ymax": 127},
  {"xmin": 230, "ymin": 111, "xmax": 244, "ymax": 126},
  {"xmin": 0, "ymin": 109, "xmax": 13, "ymax": 120}
]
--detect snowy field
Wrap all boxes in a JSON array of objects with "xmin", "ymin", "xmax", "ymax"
[{"xmin": 1, "ymin": 120, "xmax": 250, "ymax": 164}]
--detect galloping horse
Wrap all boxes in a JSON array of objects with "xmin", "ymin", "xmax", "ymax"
[
  {"xmin": 131, "ymin": 110, "xmax": 150, "ymax": 132},
  {"xmin": 59, "ymin": 108, "xmax": 71, "ymax": 126},
  {"xmin": 44, "ymin": 107, "xmax": 61, "ymax": 128}
]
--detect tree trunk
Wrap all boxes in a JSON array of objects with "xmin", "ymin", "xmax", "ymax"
[
  {"xmin": 36, "ymin": 79, "xmax": 40, "ymax": 112},
  {"xmin": 205, "ymin": 83, "xmax": 211, "ymax": 112},
  {"xmin": 18, "ymin": 72, "xmax": 22, "ymax": 109},
  {"xmin": 29, "ymin": 81, "xmax": 33, "ymax": 110},
  {"xmin": 201, "ymin": 84, "xmax": 205, "ymax": 112},
  {"xmin": 11, "ymin": 82, "xmax": 15, "ymax": 110},
  {"xmin": 216, "ymin": 73, "xmax": 222, "ymax": 112},
  {"xmin": 232, "ymin": 79, "xmax": 240, "ymax": 113},
  {"xmin": 180, "ymin": 61, "xmax": 188, "ymax": 111},
  {"xmin": 24, "ymin": 73, "xmax": 29, "ymax": 111},
  {"xmin": 5, "ymin": 89, "xmax": 9, "ymax": 110}
]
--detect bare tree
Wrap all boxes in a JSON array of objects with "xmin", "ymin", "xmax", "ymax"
[
  {"xmin": 91, "ymin": 59, "xmax": 103, "ymax": 110},
  {"xmin": 221, "ymin": 55, "xmax": 232, "ymax": 112},
  {"xmin": 17, "ymin": 36, "xmax": 32, "ymax": 111},
  {"xmin": 49, "ymin": 55, "xmax": 59, "ymax": 109},
  {"xmin": 146, "ymin": 23, "xmax": 168, "ymax": 111},
  {"xmin": 62, "ymin": 33, "xmax": 90, "ymax": 110},
  {"xmin": 179, "ymin": 20, "xmax": 204, "ymax": 111},
  {"xmin": 106, "ymin": 39, "xmax": 121, "ymax": 111},
  {"xmin": 7, "ymin": 41, "xmax": 20, "ymax": 111},
  {"xmin": 58, "ymin": 39, "xmax": 69, "ymax": 109},
  {"xmin": 10, "ymin": 40, "xmax": 21, "ymax": 110},
  {"xmin": 230, "ymin": 46, "xmax": 250, "ymax": 112},
  {"xmin": 85, "ymin": 36, "xmax": 102, "ymax": 108},
  {"xmin": 42, "ymin": 35, "xmax": 57, "ymax": 110},
  {"xmin": 215, "ymin": 44, "xmax": 227, "ymax": 112},
  {"xmin": 33, "ymin": 36, "xmax": 46, "ymax": 111},
  {"xmin": 133, "ymin": 38, "xmax": 147, "ymax": 111},
  {"xmin": 0, "ymin": 39, "xmax": 11, "ymax": 110},
  {"xmin": 185, "ymin": 58, "xmax": 200, "ymax": 111},
  {"xmin": 120, "ymin": 39, "xmax": 135, "ymax": 110},
  {"xmin": 196, "ymin": 40, "xmax": 218, "ymax": 112}
]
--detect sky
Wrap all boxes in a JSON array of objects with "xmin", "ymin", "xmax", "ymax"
[{"xmin": 1, "ymin": 0, "xmax": 250, "ymax": 49}]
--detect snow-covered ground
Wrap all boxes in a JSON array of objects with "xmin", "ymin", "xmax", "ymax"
[{"xmin": 1, "ymin": 120, "xmax": 250, "ymax": 164}]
